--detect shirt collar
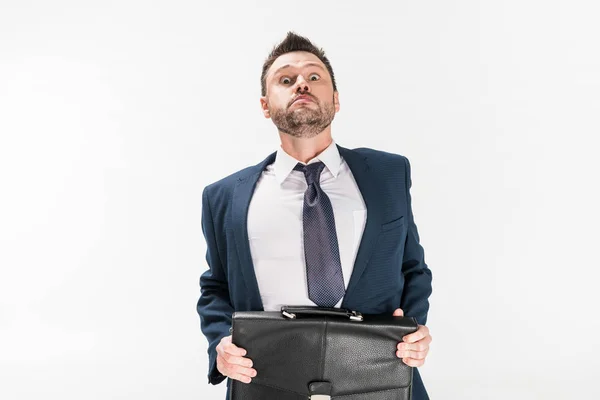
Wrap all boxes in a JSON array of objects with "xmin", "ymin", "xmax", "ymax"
[{"xmin": 274, "ymin": 140, "xmax": 341, "ymax": 185}]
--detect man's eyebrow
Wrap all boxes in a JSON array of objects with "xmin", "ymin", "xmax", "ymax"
[{"xmin": 271, "ymin": 62, "xmax": 327, "ymax": 77}]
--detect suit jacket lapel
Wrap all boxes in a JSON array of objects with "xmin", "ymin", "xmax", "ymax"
[
  {"xmin": 231, "ymin": 151, "xmax": 276, "ymax": 311},
  {"xmin": 337, "ymin": 145, "xmax": 385, "ymax": 308}
]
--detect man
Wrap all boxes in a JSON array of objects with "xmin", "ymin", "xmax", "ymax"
[{"xmin": 197, "ymin": 32, "xmax": 433, "ymax": 399}]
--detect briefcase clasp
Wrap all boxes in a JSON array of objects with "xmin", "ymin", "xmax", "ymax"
[
  {"xmin": 308, "ymin": 380, "xmax": 332, "ymax": 399},
  {"xmin": 349, "ymin": 310, "xmax": 363, "ymax": 321}
]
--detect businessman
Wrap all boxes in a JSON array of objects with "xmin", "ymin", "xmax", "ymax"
[{"xmin": 197, "ymin": 32, "xmax": 433, "ymax": 399}]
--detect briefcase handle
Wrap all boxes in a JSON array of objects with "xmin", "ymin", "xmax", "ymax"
[{"xmin": 281, "ymin": 306, "xmax": 364, "ymax": 322}]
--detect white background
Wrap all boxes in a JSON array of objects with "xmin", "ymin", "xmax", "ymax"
[{"xmin": 1, "ymin": 1, "xmax": 599, "ymax": 399}]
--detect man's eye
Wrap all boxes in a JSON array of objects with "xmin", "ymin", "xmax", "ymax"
[
  {"xmin": 309, "ymin": 74, "xmax": 320, "ymax": 81},
  {"xmin": 281, "ymin": 77, "xmax": 292, "ymax": 84}
]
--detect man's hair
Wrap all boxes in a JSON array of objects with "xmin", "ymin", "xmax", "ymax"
[{"xmin": 261, "ymin": 31, "xmax": 337, "ymax": 96}]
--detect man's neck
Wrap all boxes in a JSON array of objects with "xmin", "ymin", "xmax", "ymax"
[{"xmin": 279, "ymin": 130, "xmax": 334, "ymax": 164}]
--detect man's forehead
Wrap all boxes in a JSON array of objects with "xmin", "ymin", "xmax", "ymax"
[{"xmin": 267, "ymin": 52, "xmax": 326, "ymax": 78}]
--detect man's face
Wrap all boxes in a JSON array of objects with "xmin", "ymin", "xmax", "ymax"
[{"xmin": 260, "ymin": 51, "xmax": 340, "ymax": 138}]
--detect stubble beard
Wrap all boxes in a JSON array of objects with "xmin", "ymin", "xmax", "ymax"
[{"xmin": 270, "ymin": 96, "xmax": 336, "ymax": 138}]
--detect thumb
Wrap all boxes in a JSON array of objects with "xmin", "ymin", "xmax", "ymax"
[{"xmin": 393, "ymin": 308, "xmax": 404, "ymax": 317}]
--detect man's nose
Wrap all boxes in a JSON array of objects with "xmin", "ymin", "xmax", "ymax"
[{"xmin": 294, "ymin": 75, "xmax": 310, "ymax": 93}]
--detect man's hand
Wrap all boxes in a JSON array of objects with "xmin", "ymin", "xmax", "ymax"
[
  {"xmin": 216, "ymin": 335, "xmax": 257, "ymax": 384},
  {"xmin": 393, "ymin": 308, "xmax": 432, "ymax": 367}
]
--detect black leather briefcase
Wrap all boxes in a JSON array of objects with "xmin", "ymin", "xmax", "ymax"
[{"xmin": 230, "ymin": 306, "xmax": 419, "ymax": 400}]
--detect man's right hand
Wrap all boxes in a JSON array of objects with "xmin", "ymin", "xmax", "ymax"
[{"xmin": 216, "ymin": 335, "xmax": 257, "ymax": 384}]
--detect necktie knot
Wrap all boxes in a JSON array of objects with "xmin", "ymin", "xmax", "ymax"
[{"xmin": 294, "ymin": 161, "xmax": 326, "ymax": 186}]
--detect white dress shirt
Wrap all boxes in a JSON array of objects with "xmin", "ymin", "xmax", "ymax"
[{"xmin": 247, "ymin": 140, "xmax": 367, "ymax": 311}]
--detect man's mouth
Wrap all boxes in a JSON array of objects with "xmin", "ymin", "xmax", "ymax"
[{"xmin": 292, "ymin": 95, "xmax": 314, "ymax": 105}]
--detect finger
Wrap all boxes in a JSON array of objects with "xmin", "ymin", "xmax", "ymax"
[
  {"xmin": 402, "ymin": 357, "xmax": 425, "ymax": 367},
  {"xmin": 224, "ymin": 341, "xmax": 247, "ymax": 357},
  {"xmin": 392, "ymin": 308, "xmax": 404, "ymax": 317},
  {"xmin": 230, "ymin": 372, "xmax": 253, "ymax": 384},
  {"xmin": 397, "ymin": 347, "xmax": 429, "ymax": 360},
  {"xmin": 216, "ymin": 336, "xmax": 234, "ymax": 357},
  {"xmin": 221, "ymin": 352, "xmax": 254, "ymax": 368},
  {"xmin": 402, "ymin": 325, "xmax": 430, "ymax": 343},
  {"xmin": 397, "ymin": 335, "xmax": 432, "ymax": 352},
  {"xmin": 226, "ymin": 361, "xmax": 258, "ymax": 379},
  {"xmin": 218, "ymin": 356, "xmax": 257, "ymax": 380}
]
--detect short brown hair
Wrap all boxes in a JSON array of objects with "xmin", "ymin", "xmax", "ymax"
[{"xmin": 261, "ymin": 31, "xmax": 337, "ymax": 96}]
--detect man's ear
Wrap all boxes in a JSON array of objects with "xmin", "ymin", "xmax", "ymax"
[
  {"xmin": 260, "ymin": 97, "xmax": 270, "ymax": 118},
  {"xmin": 334, "ymin": 91, "xmax": 340, "ymax": 112}
]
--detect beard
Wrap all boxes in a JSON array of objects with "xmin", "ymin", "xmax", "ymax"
[{"xmin": 269, "ymin": 95, "xmax": 336, "ymax": 138}]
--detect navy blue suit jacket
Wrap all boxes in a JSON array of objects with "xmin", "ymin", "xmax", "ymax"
[{"xmin": 197, "ymin": 144, "xmax": 433, "ymax": 399}]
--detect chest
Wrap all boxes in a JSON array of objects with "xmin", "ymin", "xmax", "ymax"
[{"xmin": 247, "ymin": 172, "xmax": 366, "ymax": 243}]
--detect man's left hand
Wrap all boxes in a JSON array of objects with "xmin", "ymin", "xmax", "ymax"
[{"xmin": 393, "ymin": 308, "xmax": 432, "ymax": 367}]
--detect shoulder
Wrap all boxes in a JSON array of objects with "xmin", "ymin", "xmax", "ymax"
[
  {"xmin": 202, "ymin": 151, "xmax": 276, "ymax": 200},
  {"xmin": 201, "ymin": 166, "xmax": 253, "ymax": 204},
  {"xmin": 203, "ymin": 166, "xmax": 250, "ymax": 191},
  {"xmin": 348, "ymin": 146, "xmax": 410, "ymax": 169},
  {"xmin": 341, "ymin": 145, "xmax": 415, "ymax": 190},
  {"xmin": 352, "ymin": 146, "xmax": 407, "ymax": 160}
]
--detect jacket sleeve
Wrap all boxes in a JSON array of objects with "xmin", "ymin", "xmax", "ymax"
[
  {"xmin": 197, "ymin": 186, "xmax": 234, "ymax": 385},
  {"xmin": 400, "ymin": 156, "xmax": 433, "ymax": 326}
]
